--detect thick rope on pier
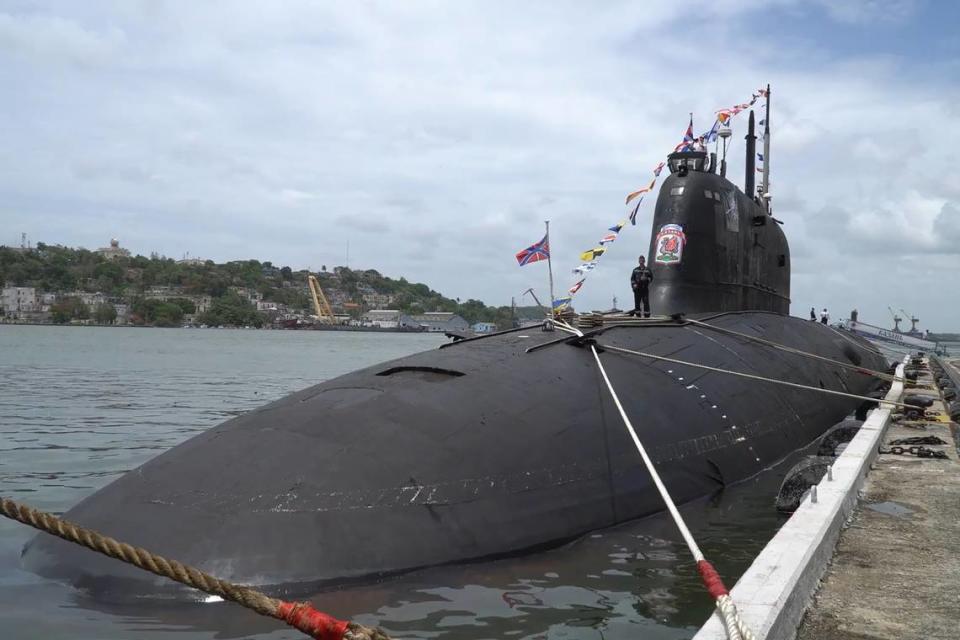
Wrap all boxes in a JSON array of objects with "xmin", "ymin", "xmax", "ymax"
[{"xmin": 0, "ymin": 496, "xmax": 389, "ymax": 640}]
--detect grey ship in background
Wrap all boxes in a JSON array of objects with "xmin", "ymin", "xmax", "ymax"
[{"xmin": 24, "ymin": 89, "xmax": 890, "ymax": 598}]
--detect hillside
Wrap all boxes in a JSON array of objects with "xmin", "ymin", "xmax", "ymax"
[{"xmin": 0, "ymin": 243, "xmax": 543, "ymax": 328}]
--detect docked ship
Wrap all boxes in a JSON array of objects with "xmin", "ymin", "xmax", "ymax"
[
  {"xmin": 839, "ymin": 316, "xmax": 942, "ymax": 353},
  {"xmin": 23, "ymin": 91, "xmax": 890, "ymax": 598}
]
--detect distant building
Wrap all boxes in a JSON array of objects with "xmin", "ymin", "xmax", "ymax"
[
  {"xmin": 362, "ymin": 292, "xmax": 395, "ymax": 309},
  {"xmin": 1, "ymin": 286, "xmax": 37, "ymax": 317},
  {"xmin": 97, "ymin": 238, "xmax": 131, "ymax": 260},
  {"xmin": 68, "ymin": 291, "xmax": 106, "ymax": 308},
  {"xmin": 472, "ymin": 322, "xmax": 497, "ymax": 334},
  {"xmin": 410, "ymin": 311, "xmax": 469, "ymax": 333},
  {"xmin": 362, "ymin": 309, "xmax": 419, "ymax": 329},
  {"xmin": 229, "ymin": 287, "xmax": 262, "ymax": 304},
  {"xmin": 113, "ymin": 302, "xmax": 130, "ymax": 324}
]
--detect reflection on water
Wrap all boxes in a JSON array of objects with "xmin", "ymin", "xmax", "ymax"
[{"xmin": 1, "ymin": 325, "xmax": 799, "ymax": 639}]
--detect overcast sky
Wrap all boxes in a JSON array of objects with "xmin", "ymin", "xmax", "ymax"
[{"xmin": 2, "ymin": 1, "xmax": 959, "ymax": 328}]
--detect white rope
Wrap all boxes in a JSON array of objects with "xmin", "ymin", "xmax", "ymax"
[
  {"xmin": 556, "ymin": 321, "xmax": 702, "ymax": 556},
  {"xmin": 718, "ymin": 594, "xmax": 755, "ymax": 640},
  {"xmin": 685, "ymin": 318, "xmax": 897, "ymax": 382},
  {"xmin": 559, "ymin": 317, "xmax": 756, "ymax": 640},
  {"xmin": 587, "ymin": 342, "xmax": 705, "ymax": 561},
  {"xmin": 600, "ymin": 343, "xmax": 909, "ymax": 410}
]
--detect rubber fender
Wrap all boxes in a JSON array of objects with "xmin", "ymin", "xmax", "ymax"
[
  {"xmin": 818, "ymin": 419, "xmax": 864, "ymax": 457},
  {"xmin": 943, "ymin": 389, "xmax": 957, "ymax": 401},
  {"xmin": 856, "ymin": 391, "xmax": 886, "ymax": 420},
  {"xmin": 938, "ymin": 379, "xmax": 955, "ymax": 390},
  {"xmin": 903, "ymin": 395, "xmax": 935, "ymax": 408},
  {"xmin": 775, "ymin": 456, "xmax": 833, "ymax": 512},
  {"xmin": 904, "ymin": 370, "xmax": 919, "ymax": 381}
]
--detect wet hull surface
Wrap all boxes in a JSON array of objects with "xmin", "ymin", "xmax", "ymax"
[{"xmin": 22, "ymin": 312, "xmax": 887, "ymax": 599}]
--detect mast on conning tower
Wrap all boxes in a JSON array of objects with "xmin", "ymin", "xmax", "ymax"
[{"xmin": 761, "ymin": 84, "xmax": 771, "ymax": 213}]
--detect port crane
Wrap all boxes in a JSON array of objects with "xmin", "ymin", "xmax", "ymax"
[
  {"xmin": 307, "ymin": 275, "xmax": 336, "ymax": 324},
  {"xmin": 887, "ymin": 306, "xmax": 902, "ymax": 332},
  {"xmin": 899, "ymin": 308, "xmax": 920, "ymax": 334}
]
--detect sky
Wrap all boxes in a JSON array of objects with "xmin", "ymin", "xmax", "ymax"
[{"xmin": 2, "ymin": 0, "xmax": 959, "ymax": 329}]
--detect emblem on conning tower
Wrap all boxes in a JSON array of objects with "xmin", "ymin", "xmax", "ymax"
[{"xmin": 654, "ymin": 223, "xmax": 686, "ymax": 265}]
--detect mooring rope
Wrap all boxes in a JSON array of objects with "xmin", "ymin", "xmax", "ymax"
[
  {"xmin": 0, "ymin": 497, "xmax": 390, "ymax": 640},
  {"xmin": 554, "ymin": 319, "xmax": 755, "ymax": 640},
  {"xmin": 596, "ymin": 342, "xmax": 909, "ymax": 410},
  {"xmin": 684, "ymin": 318, "xmax": 899, "ymax": 383}
]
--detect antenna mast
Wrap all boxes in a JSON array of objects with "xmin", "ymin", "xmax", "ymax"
[{"xmin": 761, "ymin": 84, "xmax": 771, "ymax": 213}]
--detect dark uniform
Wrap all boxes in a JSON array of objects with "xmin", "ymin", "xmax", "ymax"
[{"xmin": 631, "ymin": 261, "xmax": 654, "ymax": 317}]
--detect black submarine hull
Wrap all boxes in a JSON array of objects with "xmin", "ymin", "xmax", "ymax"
[{"xmin": 22, "ymin": 312, "xmax": 887, "ymax": 598}]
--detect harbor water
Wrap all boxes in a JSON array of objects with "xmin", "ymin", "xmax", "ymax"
[{"xmin": 2, "ymin": 325, "xmax": 837, "ymax": 639}]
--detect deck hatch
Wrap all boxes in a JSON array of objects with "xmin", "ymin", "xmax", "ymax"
[{"xmin": 376, "ymin": 366, "xmax": 465, "ymax": 378}]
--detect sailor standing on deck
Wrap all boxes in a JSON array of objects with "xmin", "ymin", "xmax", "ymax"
[
  {"xmin": 810, "ymin": 307, "xmax": 816, "ymax": 321},
  {"xmin": 820, "ymin": 308, "xmax": 830, "ymax": 325},
  {"xmin": 631, "ymin": 256, "xmax": 654, "ymax": 318}
]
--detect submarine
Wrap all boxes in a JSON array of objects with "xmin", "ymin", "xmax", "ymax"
[{"xmin": 23, "ymin": 99, "xmax": 889, "ymax": 600}]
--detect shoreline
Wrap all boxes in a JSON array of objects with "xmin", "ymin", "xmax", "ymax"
[{"xmin": 0, "ymin": 321, "xmax": 437, "ymax": 333}]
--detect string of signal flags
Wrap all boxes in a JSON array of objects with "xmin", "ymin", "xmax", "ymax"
[{"xmin": 515, "ymin": 86, "xmax": 769, "ymax": 313}]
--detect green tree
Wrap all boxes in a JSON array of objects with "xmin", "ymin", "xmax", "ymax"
[
  {"xmin": 50, "ymin": 297, "xmax": 89, "ymax": 324},
  {"xmin": 93, "ymin": 303, "xmax": 118, "ymax": 325},
  {"xmin": 198, "ymin": 292, "xmax": 264, "ymax": 327},
  {"xmin": 130, "ymin": 299, "xmax": 184, "ymax": 327}
]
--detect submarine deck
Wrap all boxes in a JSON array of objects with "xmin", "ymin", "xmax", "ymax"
[{"xmin": 795, "ymin": 356, "xmax": 960, "ymax": 640}]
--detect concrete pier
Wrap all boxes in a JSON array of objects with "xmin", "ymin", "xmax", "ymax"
[
  {"xmin": 693, "ymin": 356, "xmax": 960, "ymax": 640},
  {"xmin": 796, "ymin": 357, "xmax": 960, "ymax": 640}
]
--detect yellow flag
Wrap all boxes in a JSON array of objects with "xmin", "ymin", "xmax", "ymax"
[{"xmin": 579, "ymin": 247, "xmax": 605, "ymax": 262}]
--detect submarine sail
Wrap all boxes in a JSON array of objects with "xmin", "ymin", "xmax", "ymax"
[{"xmin": 23, "ymin": 97, "xmax": 889, "ymax": 599}]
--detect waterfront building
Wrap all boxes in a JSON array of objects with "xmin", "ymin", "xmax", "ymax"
[
  {"xmin": 472, "ymin": 322, "xmax": 497, "ymax": 334},
  {"xmin": 410, "ymin": 311, "xmax": 469, "ymax": 333},
  {"xmin": 1, "ymin": 286, "xmax": 37, "ymax": 318},
  {"xmin": 362, "ymin": 310, "xmax": 419, "ymax": 329}
]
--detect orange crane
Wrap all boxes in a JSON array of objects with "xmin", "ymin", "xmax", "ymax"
[{"xmin": 307, "ymin": 275, "xmax": 336, "ymax": 324}]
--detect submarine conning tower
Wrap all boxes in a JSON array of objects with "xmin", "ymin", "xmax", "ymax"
[{"xmin": 647, "ymin": 110, "xmax": 790, "ymax": 316}]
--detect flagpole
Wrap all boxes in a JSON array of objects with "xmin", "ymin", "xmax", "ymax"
[{"xmin": 545, "ymin": 220, "xmax": 556, "ymax": 318}]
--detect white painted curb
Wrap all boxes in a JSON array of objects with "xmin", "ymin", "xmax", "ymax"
[{"xmin": 692, "ymin": 359, "xmax": 905, "ymax": 640}]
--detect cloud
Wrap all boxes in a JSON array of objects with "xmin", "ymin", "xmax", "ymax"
[
  {"xmin": 0, "ymin": 1, "xmax": 958, "ymax": 328},
  {"xmin": 0, "ymin": 12, "xmax": 125, "ymax": 64}
]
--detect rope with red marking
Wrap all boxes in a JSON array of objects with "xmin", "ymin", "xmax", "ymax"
[
  {"xmin": 553, "ymin": 319, "xmax": 756, "ymax": 640},
  {"xmin": 0, "ymin": 496, "xmax": 390, "ymax": 640}
]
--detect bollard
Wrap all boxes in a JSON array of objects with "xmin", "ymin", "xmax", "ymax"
[
  {"xmin": 810, "ymin": 486, "xmax": 818, "ymax": 504},
  {"xmin": 827, "ymin": 466, "xmax": 833, "ymax": 481}
]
